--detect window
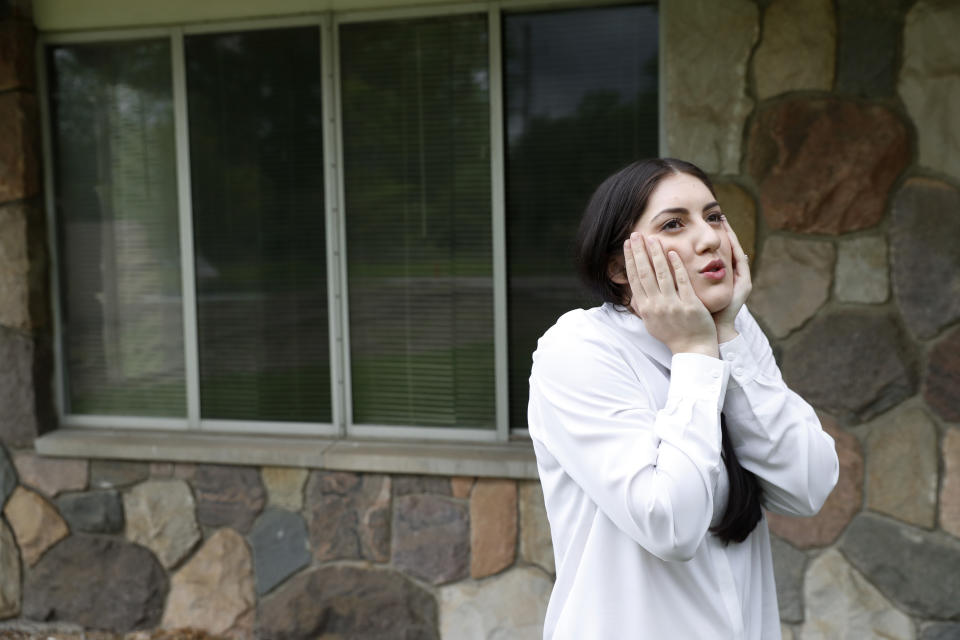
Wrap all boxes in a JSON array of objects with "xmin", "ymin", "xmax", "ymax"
[{"xmin": 41, "ymin": 3, "xmax": 659, "ymax": 442}]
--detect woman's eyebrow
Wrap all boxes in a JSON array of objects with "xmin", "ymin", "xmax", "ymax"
[{"xmin": 653, "ymin": 201, "xmax": 721, "ymax": 218}]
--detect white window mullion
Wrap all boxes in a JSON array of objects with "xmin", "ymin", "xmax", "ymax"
[
  {"xmin": 171, "ymin": 28, "xmax": 202, "ymax": 430},
  {"xmin": 489, "ymin": 7, "xmax": 510, "ymax": 441},
  {"xmin": 330, "ymin": 15, "xmax": 354, "ymax": 438}
]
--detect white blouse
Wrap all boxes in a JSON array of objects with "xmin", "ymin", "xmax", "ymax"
[{"xmin": 527, "ymin": 303, "xmax": 839, "ymax": 640}]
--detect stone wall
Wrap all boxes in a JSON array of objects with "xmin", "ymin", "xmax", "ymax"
[{"xmin": 2, "ymin": 0, "xmax": 960, "ymax": 638}]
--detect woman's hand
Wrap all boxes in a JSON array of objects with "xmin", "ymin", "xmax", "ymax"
[
  {"xmin": 624, "ymin": 233, "xmax": 718, "ymax": 358},
  {"xmin": 713, "ymin": 218, "xmax": 752, "ymax": 343}
]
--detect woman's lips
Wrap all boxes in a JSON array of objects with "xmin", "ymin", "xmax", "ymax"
[{"xmin": 699, "ymin": 259, "xmax": 726, "ymax": 281}]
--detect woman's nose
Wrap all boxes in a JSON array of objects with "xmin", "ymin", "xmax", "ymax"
[{"xmin": 694, "ymin": 220, "xmax": 722, "ymax": 253}]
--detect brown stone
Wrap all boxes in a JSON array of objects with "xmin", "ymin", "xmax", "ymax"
[
  {"xmin": 782, "ymin": 311, "xmax": 917, "ymax": 422},
  {"xmin": 754, "ymin": 0, "xmax": 835, "ymax": 99},
  {"xmin": 749, "ymin": 237, "xmax": 835, "ymax": 338},
  {"xmin": 470, "ymin": 478, "xmax": 517, "ymax": 578},
  {"xmin": 257, "ymin": 565, "xmax": 438, "ymax": 640},
  {"xmin": 865, "ymin": 405, "xmax": 938, "ymax": 527},
  {"xmin": 392, "ymin": 474, "xmax": 451, "ymax": 497},
  {"xmin": 305, "ymin": 471, "xmax": 390, "ymax": 562},
  {"xmin": 0, "ymin": 202, "xmax": 47, "ymax": 331},
  {"xmin": 891, "ymin": 178, "xmax": 960, "ymax": 339},
  {"xmin": 713, "ymin": 182, "xmax": 757, "ymax": 260},
  {"xmin": 450, "ymin": 476, "xmax": 475, "ymax": 499},
  {"xmin": 90, "ymin": 460, "xmax": 149, "ymax": 489},
  {"xmin": 767, "ymin": 415, "xmax": 862, "ymax": 548},
  {"xmin": 0, "ymin": 92, "xmax": 39, "ymax": 202},
  {"xmin": 0, "ymin": 517, "xmax": 20, "ymax": 619},
  {"xmin": 191, "ymin": 465, "xmax": 266, "ymax": 533},
  {"xmin": 926, "ymin": 327, "xmax": 960, "ymax": 423},
  {"xmin": 941, "ymin": 429, "xmax": 960, "ymax": 538},
  {"xmin": 392, "ymin": 494, "xmax": 469, "ymax": 585},
  {"xmin": 519, "ymin": 480, "xmax": 554, "ymax": 575},
  {"xmin": 162, "ymin": 528, "xmax": 255, "ymax": 636},
  {"xmin": 746, "ymin": 97, "xmax": 909, "ymax": 234},
  {"xmin": 149, "ymin": 462, "xmax": 174, "ymax": 477},
  {"xmin": 12, "ymin": 452, "xmax": 87, "ymax": 497},
  {"xmin": 0, "ymin": 21, "xmax": 34, "ymax": 92},
  {"xmin": 2, "ymin": 486, "xmax": 68, "ymax": 566},
  {"xmin": 261, "ymin": 466, "xmax": 307, "ymax": 511}
]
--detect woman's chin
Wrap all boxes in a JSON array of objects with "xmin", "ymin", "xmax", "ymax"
[{"xmin": 701, "ymin": 294, "xmax": 733, "ymax": 315}]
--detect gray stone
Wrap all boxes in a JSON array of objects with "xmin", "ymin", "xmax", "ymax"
[
  {"xmin": 191, "ymin": 464, "xmax": 266, "ymax": 533},
  {"xmin": 0, "ymin": 327, "xmax": 39, "ymax": 448},
  {"xmin": 23, "ymin": 535, "xmax": 168, "ymax": 633},
  {"xmin": 754, "ymin": 0, "xmax": 835, "ymax": 99},
  {"xmin": 248, "ymin": 507, "xmax": 310, "ymax": 596},
  {"xmin": 663, "ymin": 0, "xmax": 757, "ymax": 174},
  {"xmin": 0, "ymin": 445, "xmax": 15, "ymax": 508},
  {"xmin": 305, "ymin": 470, "xmax": 390, "ymax": 563},
  {"xmin": 922, "ymin": 623, "xmax": 960, "ymax": 640},
  {"xmin": 393, "ymin": 474, "xmax": 451, "ymax": 497},
  {"xmin": 261, "ymin": 466, "xmax": 307, "ymax": 511},
  {"xmin": 519, "ymin": 481, "xmax": 554, "ymax": 575},
  {"xmin": 0, "ymin": 518, "xmax": 20, "ymax": 619},
  {"xmin": 55, "ymin": 490, "xmax": 123, "ymax": 534},
  {"xmin": 439, "ymin": 566, "xmax": 553, "ymax": 640},
  {"xmin": 162, "ymin": 528, "xmax": 255, "ymax": 636},
  {"xmin": 840, "ymin": 513, "xmax": 960, "ymax": 619},
  {"xmin": 836, "ymin": 0, "xmax": 907, "ymax": 97},
  {"xmin": 835, "ymin": 236, "xmax": 889, "ymax": 304},
  {"xmin": 782, "ymin": 311, "xmax": 916, "ymax": 422},
  {"xmin": 89, "ymin": 460, "xmax": 149, "ymax": 489},
  {"xmin": 123, "ymin": 479, "xmax": 200, "ymax": 569},
  {"xmin": 392, "ymin": 494, "xmax": 469, "ymax": 585},
  {"xmin": 899, "ymin": 0, "xmax": 960, "ymax": 179},
  {"xmin": 800, "ymin": 548, "xmax": 914, "ymax": 640},
  {"xmin": 865, "ymin": 405, "xmax": 938, "ymax": 527},
  {"xmin": 890, "ymin": 178, "xmax": 960, "ymax": 339},
  {"xmin": 257, "ymin": 565, "xmax": 439, "ymax": 640},
  {"xmin": 771, "ymin": 535, "xmax": 806, "ymax": 623},
  {"xmin": 749, "ymin": 237, "xmax": 835, "ymax": 338},
  {"xmin": 12, "ymin": 451, "xmax": 86, "ymax": 498}
]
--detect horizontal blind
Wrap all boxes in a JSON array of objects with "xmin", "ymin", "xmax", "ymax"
[
  {"xmin": 340, "ymin": 14, "xmax": 495, "ymax": 429},
  {"xmin": 48, "ymin": 40, "xmax": 186, "ymax": 417},
  {"xmin": 504, "ymin": 5, "xmax": 659, "ymax": 429},
  {"xmin": 185, "ymin": 27, "xmax": 331, "ymax": 423}
]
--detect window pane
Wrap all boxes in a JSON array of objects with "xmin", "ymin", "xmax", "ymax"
[
  {"xmin": 341, "ymin": 15, "xmax": 494, "ymax": 428},
  {"xmin": 48, "ymin": 40, "xmax": 185, "ymax": 417},
  {"xmin": 185, "ymin": 27, "xmax": 331, "ymax": 423},
  {"xmin": 504, "ymin": 5, "xmax": 659, "ymax": 428}
]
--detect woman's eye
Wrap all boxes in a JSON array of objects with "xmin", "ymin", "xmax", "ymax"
[
  {"xmin": 660, "ymin": 218, "xmax": 682, "ymax": 231},
  {"xmin": 707, "ymin": 212, "xmax": 724, "ymax": 224}
]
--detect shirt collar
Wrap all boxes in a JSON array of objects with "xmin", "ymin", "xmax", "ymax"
[{"xmin": 601, "ymin": 302, "xmax": 673, "ymax": 371}]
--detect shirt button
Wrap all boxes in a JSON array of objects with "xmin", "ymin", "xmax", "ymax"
[
  {"xmin": 735, "ymin": 367, "xmax": 744, "ymax": 376},
  {"xmin": 724, "ymin": 352, "xmax": 736, "ymax": 361},
  {"xmin": 711, "ymin": 370, "xmax": 721, "ymax": 379}
]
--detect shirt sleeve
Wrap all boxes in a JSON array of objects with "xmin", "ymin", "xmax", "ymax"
[
  {"xmin": 718, "ymin": 306, "xmax": 839, "ymax": 516},
  {"xmin": 528, "ymin": 328, "xmax": 730, "ymax": 562}
]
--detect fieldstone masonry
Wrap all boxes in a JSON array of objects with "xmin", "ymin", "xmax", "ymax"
[{"xmin": 1, "ymin": 0, "xmax": 959, "ymax": 637}]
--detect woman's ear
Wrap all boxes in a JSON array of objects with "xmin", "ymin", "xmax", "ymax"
[{"xmin": 608, "ymin": 255, "xmax": 628, "ymax": 285}]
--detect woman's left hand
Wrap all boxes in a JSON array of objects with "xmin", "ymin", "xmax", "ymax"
[{"xmin": 713, "ymin": 218, "xmax": 752, "ymax": 342}]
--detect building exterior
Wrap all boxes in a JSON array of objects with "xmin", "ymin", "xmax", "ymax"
[{"xmin": 1, "ymin": 0, "xmax": 959, "ymax": 637}]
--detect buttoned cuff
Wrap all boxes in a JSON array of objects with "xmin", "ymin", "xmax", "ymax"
[
  {"xmin": 667, "ymin": 353, "xmax": 730, "ymax": 407},
  {"xmin": 718, "ymin": 334, "xmax": 760, "ymax": 390}
]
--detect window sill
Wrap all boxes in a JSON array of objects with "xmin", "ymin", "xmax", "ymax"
[{"xmin": 35, "ymin": 429, "xmax": 539, "ymax": 480}]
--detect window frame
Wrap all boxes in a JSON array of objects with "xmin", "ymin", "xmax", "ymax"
[{"xmin": 37, "ymin": 0, "xmax": 660, "ymax": 446}]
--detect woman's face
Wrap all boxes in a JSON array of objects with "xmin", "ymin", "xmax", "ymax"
[{"xmin": 628, "ymin": 172, "xmax": 734, "ymax": 314}]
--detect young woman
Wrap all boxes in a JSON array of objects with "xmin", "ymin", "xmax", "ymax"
[{"xmin": 527, "ymin": 158, "xmax": 839, "ymax": 639}]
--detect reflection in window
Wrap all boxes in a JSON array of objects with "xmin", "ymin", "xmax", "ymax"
[
  {"xmin": 504, "ymin": 5, "xmax": 659, "ymax": 428},
  {"xmin": 48, "ymin": 40, "xmax": 185, "ymax": 417},
  {"xmin": 185, "ymin": 27, "xmax": 330, "ymax": 422},
  {"xmin": 340, "ymin": 15, "xmax": 495, "ymax": 428}
]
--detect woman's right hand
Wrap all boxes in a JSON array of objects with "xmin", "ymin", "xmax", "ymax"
[{"xmin": 623, "ymin": 233, "xmax": 718, "ymax": 358}]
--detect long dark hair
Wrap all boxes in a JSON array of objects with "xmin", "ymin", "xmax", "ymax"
[{"xmin": 576, "ymin": 158, "xmax": 763, "ymax": 544}]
